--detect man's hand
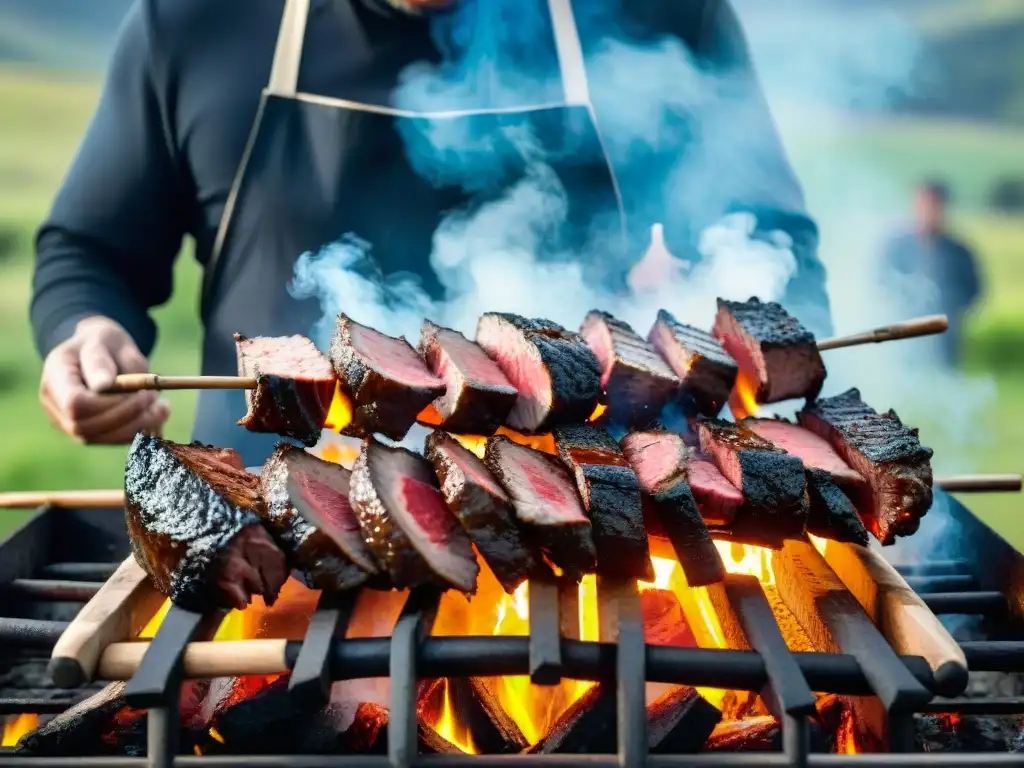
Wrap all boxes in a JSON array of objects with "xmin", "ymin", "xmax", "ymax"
[{"xmin": 39, "ymin": 316, "xmax": 171, "ymax": 444}]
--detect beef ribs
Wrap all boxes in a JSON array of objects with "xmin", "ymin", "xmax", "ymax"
[
  {"xmin": 552, "ymin": 424, "xmax": 653, "ymax": 582},
  {"xmin": 475, "ymin": 313, "xmax": 602, "ymax": 432},
  {"xmin": 620, "ymin": 431, "xmax": 725, "ymax": 586},
  {"xmin": 743, "ymin": 418, "xmax": 865, "ymax": 491},
  {"xmin": 124, "ymin": 434, "xmax": 287, "ymax": 612},
  {"xmin": 234, "ymin": 334, "xmax": 336, "ymax": 447},
  {"xmin": 648, "ymin": 310, "xmax": 738, "ymax": 417},
  {"xmin": 329, "ymin": 314, "xmax": 446, "ymax": 441},
  {"xmin": 798, "ymin": 388, "xmax": 933, "ymax": 544},
  {"xmin": 260, "ymin": 444, "xmax": 377, "ymax": 591},
  {"xmin": 425, "ymin": 431, "xmax": 543, "ymax": 592},
  {"xmin": 696, "ymin": 419, "xmax": 809, "ymax": 547},
  {"xmin": 419, "ymin": 320, "xmax": 518, "ymax": 435},
  {"xmin": 579, "ymin": 310, "xmax": 681, "ymax": 427},
  {"xmin": 712, "ymin": 297, "xmax": 826, "ymax": 404},
  {"xmin": 805, "ymin": 469, "xmax": 870, "ymax": 545},
  {"xmin": 484, "ymin": 436, "xmax": 597, "ymax": 580}
]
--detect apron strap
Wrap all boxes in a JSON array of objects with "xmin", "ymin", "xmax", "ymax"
[
  {"xmin": 268, "ymin": 0, "xmax": 311, "ymax": 97},
  {"xmin": 547, "ymin": 0, "xmax": 591, "ymax": 107}
]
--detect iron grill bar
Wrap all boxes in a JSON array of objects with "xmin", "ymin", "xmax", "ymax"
[
  {"xmin": 528, "ymin": 573, "xmax": 563, "ymax": 685},
  {"xmin": 390, "ymin": 587, "xmax": 442, "ymax": 768},
  {"xmin": 288, "ymin": 590, "xmax": 357, "ymax": 706}
]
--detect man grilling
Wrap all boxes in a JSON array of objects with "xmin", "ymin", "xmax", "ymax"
[{"xmin": 31, "ymin": 0, "xmax": 830, "ymax": 467}]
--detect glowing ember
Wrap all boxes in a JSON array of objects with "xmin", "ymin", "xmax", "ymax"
[
  {"xmin": 728, "ymin": 370, "xmax": 760, "ymax": 420},
  {"xmin": 2, "ymin": 713, "xmax": 38, "ymax": 747},
  {"xmin": 324, "ymin": 382, "xmax": 354, "ymax": 432},
  {"xmin": 589, "ymin": 402, "xmax": 607, "ymax": 422},
  {"xmin": 835, "ymin": 707, "xmax": 859, "ymax": 754}
]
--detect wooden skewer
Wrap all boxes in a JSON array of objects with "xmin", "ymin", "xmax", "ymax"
[
  {"xmin": 102, "ymin": 373, "xmax": 257, "ymax": 394},
  {"xmin": 0, "ymin": 489, "xmax": 125, "ymax": 509},
  {"xmin": 96, "ymin": 638, "xmax": 290, "ymax": 680},
  {"xmin": 935, "ymin": 474, "xmax": 1022, "ymax": 493},
  {"xmin": 817, "ymin": 314, "xmax": 948, "ymax": 351}
]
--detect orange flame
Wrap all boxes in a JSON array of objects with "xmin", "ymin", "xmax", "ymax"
[
  {"xmin": 835, "ymin": 708, "xmax": 858, "ymax": 754},
  {"xmin": 317, "ymin": 441, "xmax": 360, "ymax": 468},
  {"xmin": 324, "ymin": 382, "xmax": 354, "ymax": 433},
  {"xmin": 433, "ymin": 680, "xmax": 478, "ymax": 754},
  {"xmin": 728, "ymin": 370, "xmax": 760, "ymax": 420},
  {"xmin": 2, "ymin": 714, "xmax": 38, "ymax": 747}
]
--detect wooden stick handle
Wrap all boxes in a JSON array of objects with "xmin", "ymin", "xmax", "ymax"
[
  {"xmin": 102, "ymin": 374, "xmax": 257, "ymax": 393},
  {"xmin": 96, "ymin": 638, "xmax": 290, "ymax": 680},
  {"xmin": 936, "ymin": 474, "xmax": 1022, "ymax": 492},
  {"xmin": 0, "ymin": 490, "xmax": 125, "ymax": 509},
  {"xmin": 817, "ymin": 314, "xmax": 949, "ymax": 352}
]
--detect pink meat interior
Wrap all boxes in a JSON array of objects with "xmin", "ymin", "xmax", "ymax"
[
  {"xmin": 712, "ymin": 311, "xmax": 766, "ymax": 396},
  {"xmin": 490, "ymin": 441, "xmax": 587, "ymax": 525},
  {"xmin": 350, "ymin": 323, "xmax": 443, "ymax": 388},
  {"xmin": 436, "ymin": 436, "xmax": 509, "ymax": 501},
  {"xmin": 686, "ymin": 450, "xmax": 742, "ymax": 525},
  {"xmin": 744, "ymin": 419, "xmax": 864, "ymax": 486},
  {"xmin": 437, "ymin": 328, "xmax": 516, "ymax": 390},
  {"xmin": 400, "ymin": 476, "xmax": 460, "ymax": 544},
  {"xmin": 293, "ymin": 473, "xmax": 362, "ymax": 534},
  {"xmin": 579, "ymin": 315, "xmax": 615, "ymax": 387},
  {"xmin": 237, "ymin": 335, "xmax": 334, "ymax": 380},
  {"xmin": 697, "ymin": 425, "xmax": 744, "ymax": 491},
  {"xmin": 621, "ymin": 431, "xmax": 687, "ymax": 493},
  {"xmin": 476, "ymin": 316, "xmax": 551, "ymax": 431}
]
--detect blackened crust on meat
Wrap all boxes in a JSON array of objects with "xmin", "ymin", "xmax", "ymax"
[
  {"xmin": 476, "ymin": 313, "xmax": 602, "ymax": 433},
  {"xmin": 552, "ymin": 424, "xmax": 653, "ymax": 581},
  {"xmin": 646, "ymin": 480, "xmax": 726, "ymax": 586},
  {"xmin": 712, "ymin": 297, "xmax": 826, "ymax": 404},
  {"xmin": 260, "ymin": 444, "xmax": 371, "ymax": 592},
  {"xmin": 580, "ymin": 310, "xmax": 681, "ymax": 428},
  {"xmin": 124, "ymin": 434, "xmax": 287, "ymax": 612},
  {"xmin": 329, "ymin": 314, "xmax": 446, "ymax": 441},
  {"xmin": 234, "ymin": 334, "xmax": 335, "ymax": 447},
  {"xmin": 425, "ymin": 431, "xmax": 543, "ymax": 593},
  {"xmin": 805, "ymin": 469, "xmax": 870, "ymax": 546},
  {"xmin": 648, "ymin": 310, "xmax": 737, "ymax": 417},
  {"xmin": 419, "ymin": 320, "xmax": 518, "ymax": 435},
  {"xmin": 799, "ymin": 388, "xmax": 933, "ymax": 544},
  {"xmin": 484, "ymin": 436, "xmax": 597, "ymax": 580}
]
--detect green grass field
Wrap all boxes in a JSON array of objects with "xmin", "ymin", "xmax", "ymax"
[{"xmin": 0, "ymin": 66, "xmax": 1021, "ymax": 548}]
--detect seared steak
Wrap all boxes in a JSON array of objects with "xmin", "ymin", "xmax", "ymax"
[
  {"xmin": 235, "ymin": 333, "xmax": 336, "ymax": 447},
  {"xmin": 419, "ymin": 321, "xmax": 518, "ymax": 435},
  {"xmin": 349, "ymin": 437, "xmax": 479, "ymax": 592},
  {"xmin": 678, "ymin": 433, "xmax": 743, "ymax": 526},
  {"xmin": 712, "ymin": 297, "xmax": 826, "ymax": 404},
  {"xmin": 696, "ymin": 419, "xmax": 809, "ymax": 547},
  {"xmin": 476, "ymin": 313, "xmax": 602, "ymax": 432},
  {"xmin": 484, "ymin": 436, "xmax": 597, "ymax": 580},
  {"xmin": 552, "ymin": 424, "xmax": 653, "ymax": 582},
  {"xmin": 425, "ymin": 431, "xmax": 543, "ymax": 593},
  {"xmin": 260, "ymin": 444, "xmax": 376, "ymax": 591},
  {"xmin": 580, "ymin": 310, "xmax": 680, "ymax": 427},
  {"xmin": 805, "ymin": 469, "xmax": 870, "ymax": 546},
  {"xmin": 124, "ymin": 434, "xmax": 287, "ymax": 612},
  {"xmin": 648, "ymin": 310, "xmax": 738, "ymax": 417},
  {"xmin": 799, "ymin": 388, "xmax": 933, "ymax": 544},
  {"xmin": 742, "ymin": 418, "xmax": 865, "ymax": 491},
  {"xmin": 329, "ymin": 314, "xmax": 446, "ymax": 441}
]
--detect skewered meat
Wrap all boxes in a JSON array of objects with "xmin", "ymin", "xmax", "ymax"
[
  {"xmin": 260, "ymin": 444, "xmax": 376, "ymax": 591},
  {"xmin": 678, "ymin": 433, "xmax": 742, "ymax": 526},
  {"xmin": 579, "ymin": 310, "xmax": 680, "ymax": 427},
  {"xmin": 743, "ymin": 418, "xmax": 865, "ymax": 491},
  {"xmin": 329, "ymin": 314, "xmax": 445, "ymax": 440},
  {"xmin": 648, "ymin": 310, "xmax": 738, "ymax": 417},
  {"xmin": 696, "ymin": 418, "xmax": 809, "ymax": 547},
  {"xmin": 124, "ymin": 434, "xmax": 287, "ymax": 612},
  {"xmin": 799, "ymin": 388, "xmax": 933, "ymax": 544},
  {"xmin": 620, "ymin": 430, "xmax": 725, "ymax": 586},
  {"xmin": 804, "ymin": 469, "xmax": 870, "ymax": 546},
  {"xmin": 349, "ymin": 437, "xmax": 479, "ymax": 591},
  {"xmin": 419, "ymin": 320, "xmax": 517, "ymax": 435},
  {"xmin": 476, "ymin": 313, "xmax": 602, "ymax": 432},
  {"xmin": 484, "ymin": 435, "xmax": 597, "ymax": 580},
  {"xmin": 552, "ymin": 424, "xmax": 654, "ymax": 582},
  {"xmin": 712, "ymin": 297, "xmax": 826, "ymax": 404},
  {"xmin": 234, "ymin": 333, "xmax": 336, "ymax": 447},
  {"xmin": 425, "ymin": 431, "xmax": 543, "ymax": 593}
]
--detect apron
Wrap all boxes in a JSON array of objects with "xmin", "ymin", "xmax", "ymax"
[{"xmin": 194, "ymin": 0, "xmax": 626, "ymax": 466}]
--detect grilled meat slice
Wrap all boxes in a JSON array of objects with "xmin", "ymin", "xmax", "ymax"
[
  {"xmin": 124, "ymin": 434, "xmax": 287, "ymax": 612},
  {"xmin": 620, "ymin": 431, "xmax": 725, "ymax": 586},
  {"xmin": 329, "ymin": 314, "xmax": 446, "ymax": 441},
  {"xmin": 805, "ymin": 469, "xmax": 870, "ymax": 546},
  {"xmin": 476, "ymin": 313, "xmax": 602, "ymax": 432},
  {"xmin": 580, "ymin": 310, "xmax": 681, "ymax": 427},
  {"xmin": 696, "ymin": 419, "xmax": 809, "ymax": 547},
  {"xmin": 235, "ymin": 334, "xmax": 336, "ymax": 447},
  {"xmin": 648, "ymin": 310, "xmax": 737, "ymax": 417},
  {"xmin": 484, "ymin": 436, "xmax": 597, "ymax": 580},
  {"xmin": 799, "ymin": 388, "xmax": 933, "ymax": 544},
  {"xmin": 742, "ymin": 418, "xmax": 865, "ymax": 491},
  {"xmin": 425, "ymin": 431, "xmax": 543, "ymax": 593},
  {"xmin": 712, "ymin": 297, "xmax": 826, "ymax": 404},
  {"xmin": 552, "ymin": 424, "xmax": 653, "ymax": 581},
  {"xmin": 673, "ymin": 432, "xmax": 743, "ymax": 526},
  {"xmin": 349, "ymin": 437, "xmax": 479, "ymax": 591},
  {"xmin": 419, "ymin": 321, "xmax": 518, "ymax": 435},
  {"xmin": 260, "ymin": 444, "xmax": 376, "ymax": 591}
]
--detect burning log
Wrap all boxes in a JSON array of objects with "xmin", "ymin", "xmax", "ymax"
[
  {"xmin": 647, "ymin": 685, "xmax": 724, "ymax": 754},
  {"xmin": 13, "ymin": 682, "xmax": 127, "ymax": 756},
  {"xmin": 703, "ymin": 716, "xmax": 780, "ymax": 752},
  {"xmin": 418, "ymin": 678, "xmax": 527, "ymax": 754},
  {"xmin": 640, "ymin": 588, "xmax": 697, "ymax": 647}
]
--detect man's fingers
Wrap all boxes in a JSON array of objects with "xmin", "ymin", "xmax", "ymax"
[
  {"xmin": 114, "ymin": 343, "xmax": 149, "ymax": 375},
  {"xmin": 81, "ymin": 398, "xmax": 171, "ymax": 445},
  {"xmin": 79, "ymin": 338, "xmax": 120, "ymax": 392},
  {"xmin": 71, "ymin": 391, "xmax": 158, "ymax": 440}
]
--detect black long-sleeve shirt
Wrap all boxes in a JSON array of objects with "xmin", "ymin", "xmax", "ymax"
[{"xmin": 32, "ymin": 0, "xmax": 830, "ymax": 359}]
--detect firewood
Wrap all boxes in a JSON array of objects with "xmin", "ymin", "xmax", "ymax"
[
  {"xmin": 340, "ymin": 701, "xmax": 462, "ymax": 755},
  {"xmin": 703, "ymin": 716, "xmax": 780, "ymax": 751},
  {"xmin": 640, "ymin": 588, "xmax": 697, "ymax": 647},
  {"xmin": 13, "ymin": 682, "xmax": 127, "ymax": 756},
  {"xmin": 647, "ymin": 685, "xmax": 722, "ymax": 754},
  {"xmin": 418, "ymin": 678, "xmax": 527, "ymax": 754}
]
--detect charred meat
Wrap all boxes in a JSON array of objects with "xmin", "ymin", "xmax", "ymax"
[
  {"xmin": 419, "ymin": 320, "xmax": 518, "ymax": 435},
  {"xmin": 349, "ymin": 437, "xmax": 479, "ymax": 591},
  {"xmin": 476, "ymin": 313, "xmax": 602, "ymax": 432},
  {"xmin": 329, "ymin": 314, "xmax": 445, "ymax": 441},
  {"xmin": 425, "ymin": 431, "xmax": 543, "ymax": 593},
  {"xmin": 799, "ymin": 388, "xmax": 933, "ymax": 544},
  {"xmin": 235, "ymin": 333, "xmax": 336, "ymax": 447},
  {"xmin": 648, "ymin": 310, "xmax": 737, "ymax": 417},
  {"xmin": 743, "ymin": 418, "xmax": 865, "ymax": 491},
  {"xmin": 552, "ymin": 424, "xmax": 653, "ymax": 582},
  {"xmin": 675, "ymin": 432, "xmax": 743, "ymax": 526},
  {"xmin": 712, "ymin": 297, "xmax": 826, "ymax": 404},
  {"xmin": 579, "ymin": 310, "xmax": 680, "ymax": 427},
  {"xmin": 484, "ymin": 436, "xmax": 597, "ymax": 580},
  {"xmin": 805, "ymin": 469, "xmax": 870, "ymax": 546},
  {"xmin": 124, "ymin": 434, "xmax": 287, "ymax": 612}
]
